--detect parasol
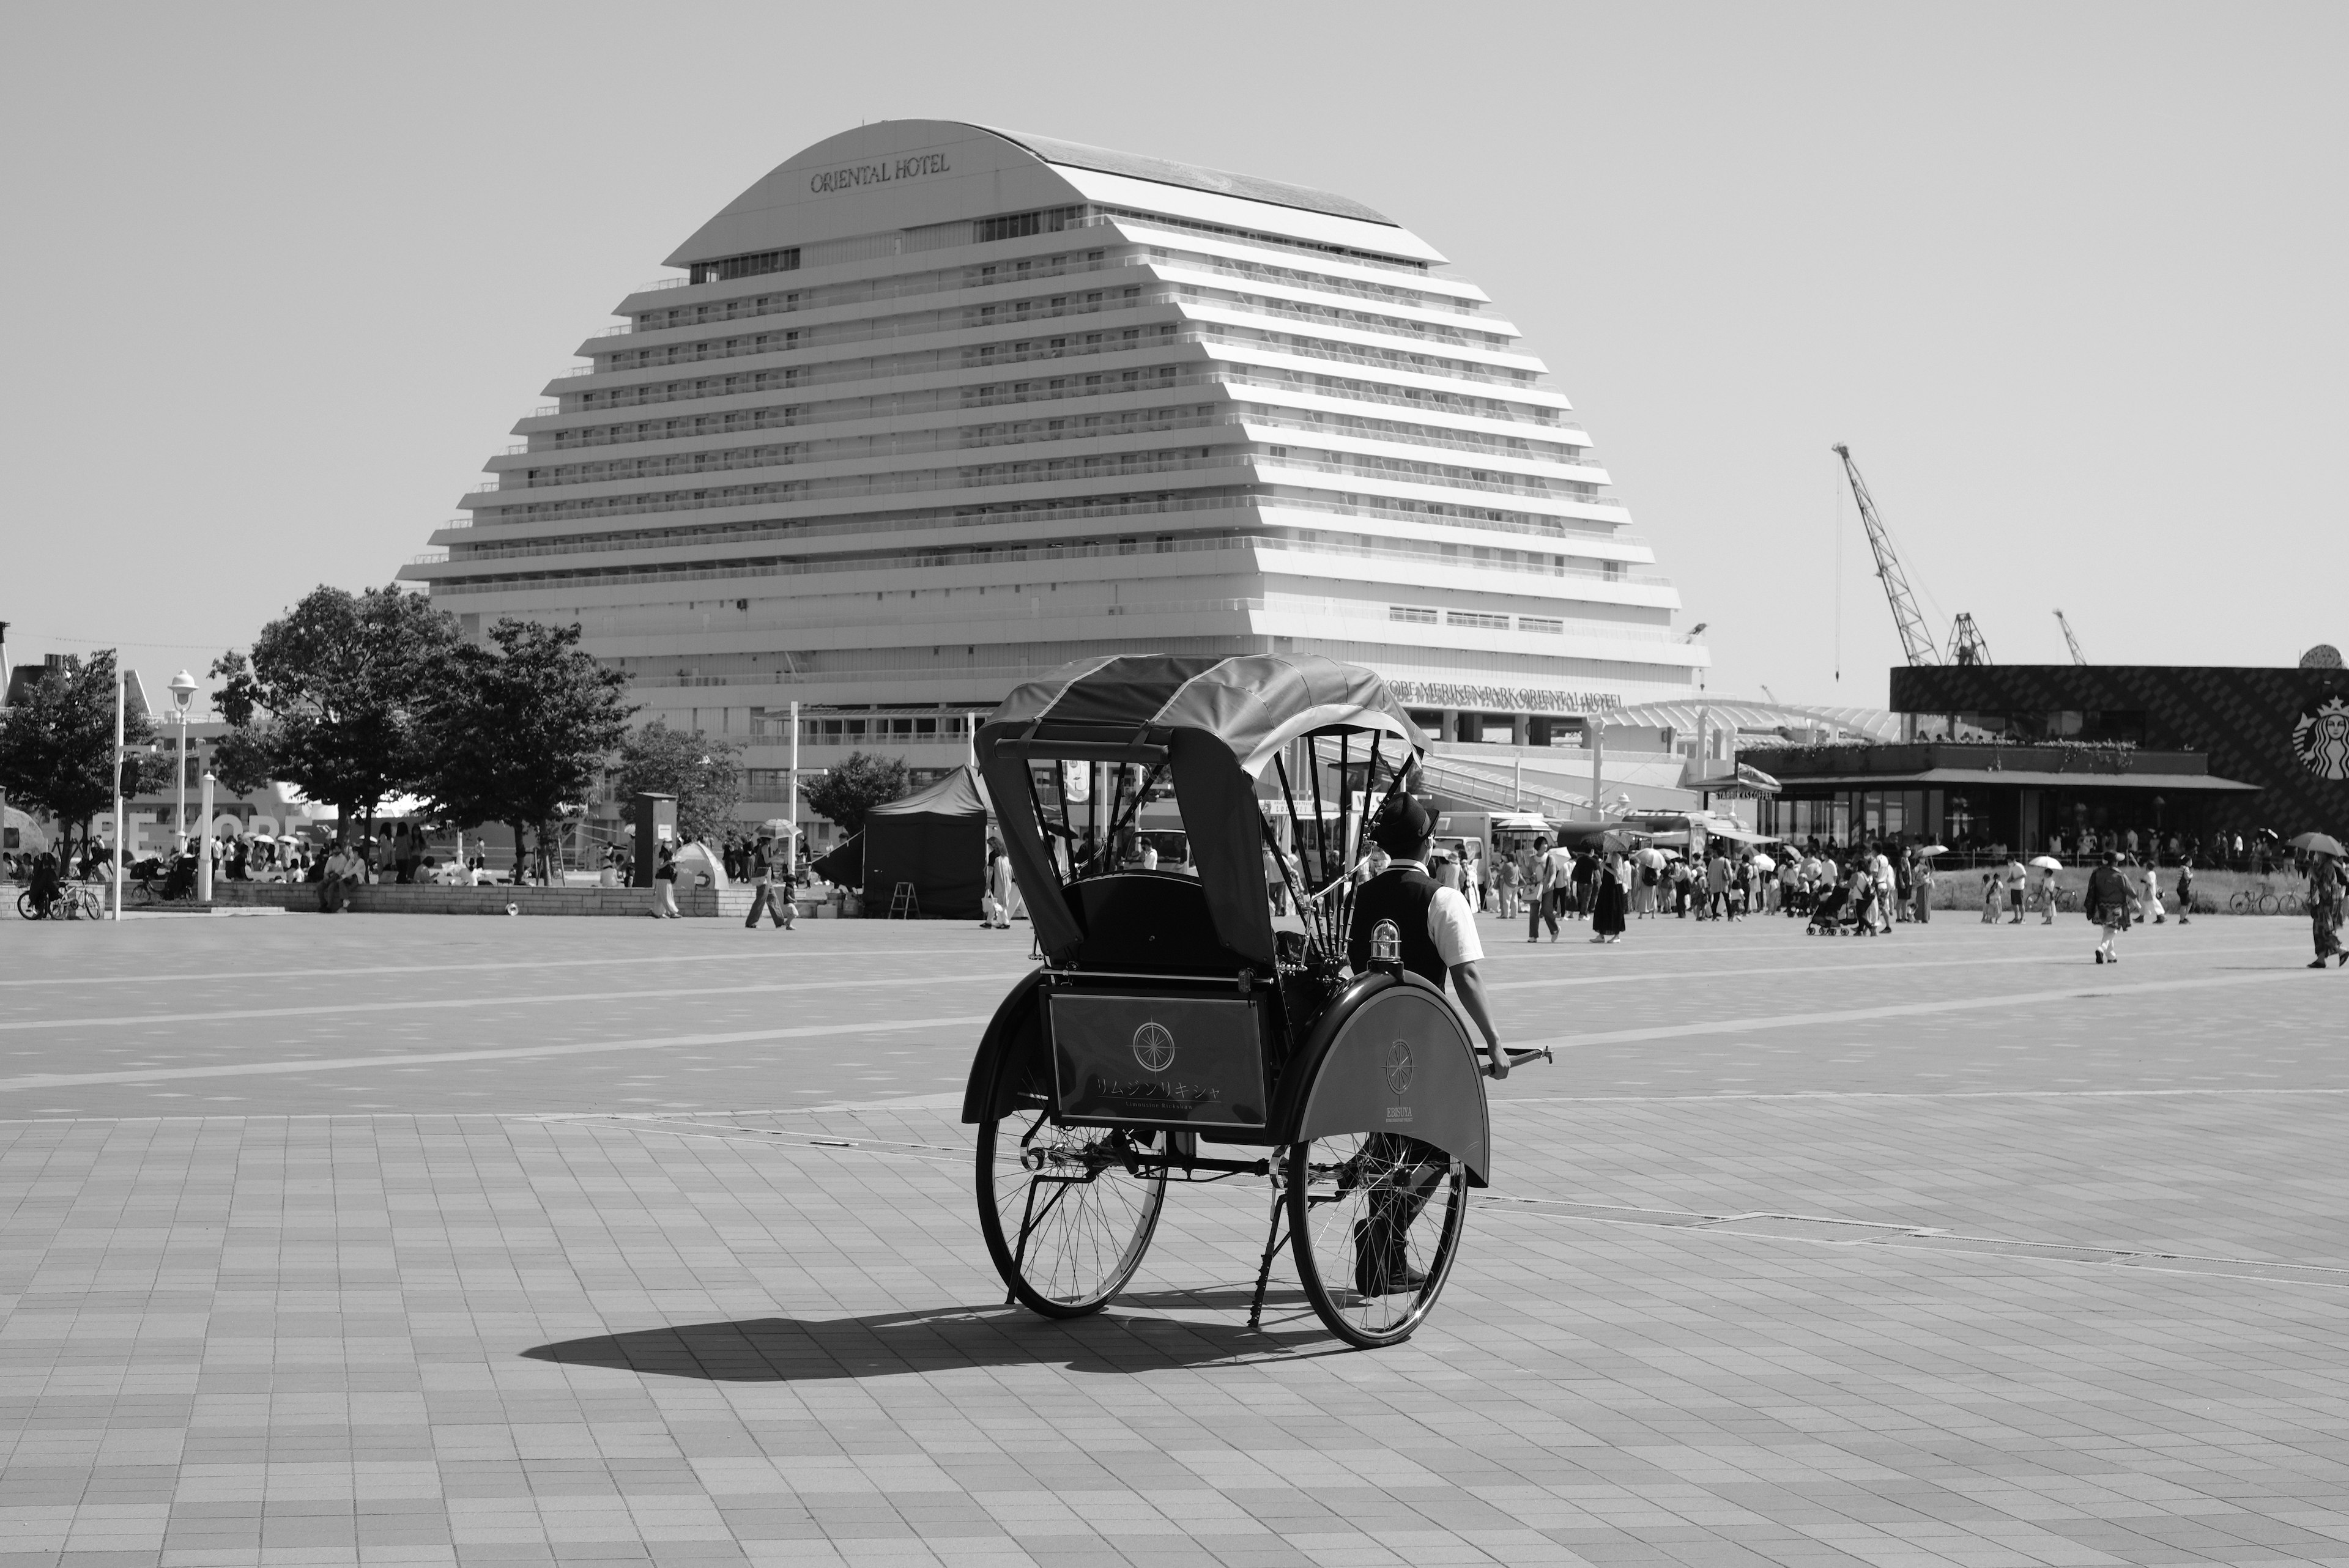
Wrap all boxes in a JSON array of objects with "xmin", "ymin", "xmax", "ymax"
[
  {"xmin": 2029, "ymin": 855, "xmax": 2063, "ymax": 870},
  {"xmin": 1750, "ymin": 852, "xmax": 1776, "ymax": 873},
  {"xmin": 1917, "ymin": 843, "xmax": 1950, "ymax": 856},
  {"xmin": 2291, "ymin": 832, "xmax": 2346, "ymax": 858}
]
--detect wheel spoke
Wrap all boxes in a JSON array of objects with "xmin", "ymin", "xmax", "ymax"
[
  {"xmin": 1287, "ymin": 1132, "xmax": 1464, "ymax": 1347},
  {"xmin": 979, "ymin": 1076, "xmax": 1165, "ymax": 1317}
]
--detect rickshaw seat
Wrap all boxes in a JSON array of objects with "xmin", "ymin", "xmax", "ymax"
[{"xmin": 1061, "ymin": 871, "xmax": 1255, "ymax": 974}]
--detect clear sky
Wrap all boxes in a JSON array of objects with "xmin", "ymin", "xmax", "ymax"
[{"xmin": 4, "ymin": 2, "xmax": 2341, "ymax": 712}]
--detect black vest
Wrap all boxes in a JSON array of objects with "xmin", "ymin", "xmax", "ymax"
[{"xmin": 1348, "ymin": 865, "xmax": 1447, "ymax": 989}]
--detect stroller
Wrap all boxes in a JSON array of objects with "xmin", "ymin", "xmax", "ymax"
[{"xmin": 1806, "ymin": 881, "xmax": 1850, "ymax": 934}]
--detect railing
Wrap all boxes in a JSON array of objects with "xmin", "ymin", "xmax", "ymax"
[
  {"xmin": 426, "ymin": 526, "xmax": 1663, "ymax": 590},
  {"xmin": 589, "ymin": 297, "xmax": 1150, "ymax": 382},
  {"xmin": 516, "ymin": 356, "xmax": 1566, "ymax": 439},
  {"xmin": 483, "ymin": 413, "xmax": 1605, "ymax": 501},
  {"xmin": 1262, "ymin": 453, "xmax": 1618, "ymax": 509},
  {"xmin": 467, "ymin": 451, "xmax": 1255, "ymax": 527},
  {"xmin": 516, "ymin": 413, "xmax": 1237, "ymax": 491},
  {"xmin": 1420, "ymin": 755, "xmax": 1592, "ymax": 815},
  {"xmin": 1213, "ymin": 369, "xmax": 1567, "ymax": 427},
  {"xmin": 447, "ymin": 587, "xmax": 1680, "ymax": 640},
  {"xmin": 1105, "ymin": 211, "xmax": 1436, "ymax": 280},
  {"xmin": 1145, "ymin": 246, "xmax": 1483, "ymax": 316},
  {"xmin": 531, "ymin": 325, "xmax": 1191, "ymax": 413},
  {"xmin": 1241, "ymin": 411, "xmax": 1595, "ymax": 467},
  {"xmin": 1173, "ymin": 284, "xmax": 1499, "ymax": 354},
  {"xmin": 429, "ymin": 488, "xmax": 1640, "ymax": 567},
  {"xmin": 411, "ymin": 550, "xmax": 447, "ymax": 565},
  {"xmin": 1231, "ymin": 331, "xmax": 1541, "ymax": 391}
]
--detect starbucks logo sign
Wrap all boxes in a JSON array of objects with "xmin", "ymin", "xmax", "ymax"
[{"xmin": 2295, "ymin": 697, "xmax": 2349, "ymax": 782}]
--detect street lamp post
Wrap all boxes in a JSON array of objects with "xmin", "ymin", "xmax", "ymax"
[
  {"xmin": 167, "ymin": 670, "xmax": 198, "ymax": 849},
  {"xmin": 785, "ymin": 699, "xmax": 800, "ymax": 883}
]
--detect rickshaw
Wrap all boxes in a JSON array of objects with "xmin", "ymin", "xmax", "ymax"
[{"xmin": 961, "ymin": 654, "xmax": 1550, "ymax": 1348}]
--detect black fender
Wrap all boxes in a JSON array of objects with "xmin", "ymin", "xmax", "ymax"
[
  {"xmin": 1267, "ymin": 971, "xmax": 1491, "ymax": 1186},
  {"xmin": 959, "ymin": 967, "xmax": 1051, "ymax": 1123}
]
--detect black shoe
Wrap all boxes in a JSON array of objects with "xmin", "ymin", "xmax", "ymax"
[
  {"xmin": 2312, "ymin": 958, "xmax": 2329, "ymax": 969},
  {"xmin": 1351, "ymin": 1219, "xmax": 1427, "ymax": 1296},
  {"xmin": 2094, "ymin": 950, "xmax": 2104, "ymax": 964}
]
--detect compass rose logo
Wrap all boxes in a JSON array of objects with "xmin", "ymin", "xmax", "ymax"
[
  {"xmin": 2293, "ymin": 697, "xmax": 2349, "ymax": 782},
  {"xmin": 1385, "ymin": 1038, "xmax": 1415, "ymax": 1095},
  {"xmin": 1131, "ymin": 1021, "xmax": 1177, "ymax": 1073}
]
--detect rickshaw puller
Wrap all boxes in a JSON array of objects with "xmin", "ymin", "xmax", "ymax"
[
  {"xmin": 1345, "ymin": 796, "xmax": 1508, "ymax": 1076},
  {"xmin": 1341, "ymin": 795, "xmax": 1508, "ymax": 1295}
]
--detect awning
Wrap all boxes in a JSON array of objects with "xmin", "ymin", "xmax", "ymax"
[{"xmin": 1770, "ymin": 769, "xmax": 2260, "ymax": 793}]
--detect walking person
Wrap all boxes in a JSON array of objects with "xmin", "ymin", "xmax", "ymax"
[
  {"xmin": 1911, "ymin": 849, "xmax": 1934, "ymax": 923},
  {"xmin": 2307, "ymin": 849, "xmax": 2345, "ymax": 969},
  {"xmin": 2175, "ymin": 859, "xmax": 2194, "ymax": 926},
  {"xmin": 1589, "ymin": 851, "xmax": 1627, "ymax": 943},
  {"xmin": 650, "ymin": 845, "xmax": 681, "ymax": 919},
  {"xmin": 2141, "ymin": 857, "xmax": 2166, "ymax": 925},
  {"xmin": 2086, "ymin": 850, "xmax": 2131, "ymax": 963},
  {"xmin": 1524, "ymin": 835, "xmax": 1559, "ymax": 943},
  {"xmin": 2038, "ymin": 861, "xmax": 2061, "ymax": 925},
  {"xmin": 744, "ymin": 837, "xmax": 795, "ymax": 930}
]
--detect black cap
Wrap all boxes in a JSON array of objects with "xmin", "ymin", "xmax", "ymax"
[{"xmin": 1370, "ymin": 794, "xmax": 1436, "ymax": 856}]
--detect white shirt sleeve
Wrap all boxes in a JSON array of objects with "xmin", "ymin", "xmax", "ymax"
[{"xmin": 1427, "ymin": 886, "xmax": 1483, "ymax": 967}]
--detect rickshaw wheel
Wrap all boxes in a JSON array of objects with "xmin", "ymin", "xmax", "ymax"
[
  {"xmin": 975, "ymin": 1051, "xmax": 1167, "ymax": 1318},
  {"xmin": 1285, "ymin": 1133, "xmax": 1465, "ymax": 1348}
]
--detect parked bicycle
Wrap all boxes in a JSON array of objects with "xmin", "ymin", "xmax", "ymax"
[
  {"xmin": 2228, "ymin": 884, "xmax": 2304, "ymax": 915},
  {"xmin": 133, "ymin": 873, "xmax": 200, "ymax": 907},
  {"xmin": 15, "ymin": 882, "xmax": 105, "ymax": 921}
]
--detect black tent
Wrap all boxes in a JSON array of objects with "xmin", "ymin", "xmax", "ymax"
[{"xmin": 859, "ymin": 766, "xmax": 990, "ymax": 919}]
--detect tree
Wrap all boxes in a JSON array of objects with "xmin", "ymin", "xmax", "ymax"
[
  {"xmin": 210, "ymin": 585, "xmax": 461, "ymax": 841},
  {"xmin": 416, "ymin": 618, "xmax": 634, "ymax": 876},
  {"xmin": 803, "ymin": 750, "xmax": 908, "ymax": 836},
  {"xmin": 612, "ymin": 720, "xmax": 744, "ymax": 845},
  {"xmin": 0, "ymin": 650, "xmax": 166, "ymax": 869}
]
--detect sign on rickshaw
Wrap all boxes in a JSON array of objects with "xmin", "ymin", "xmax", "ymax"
[{"xmin": 962, "ymin": 653, "xmax": 1551, "ymax": 1348}]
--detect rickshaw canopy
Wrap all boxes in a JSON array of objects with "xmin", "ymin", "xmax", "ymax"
[{"xmin": 977, "ymin": 654, "xmax": 1424, "ymax": 967}]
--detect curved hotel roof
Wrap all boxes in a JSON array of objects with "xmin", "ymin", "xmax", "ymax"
[{"xmin": 404, "ymin": 120, "xmax": 1709, "ymax": 817}]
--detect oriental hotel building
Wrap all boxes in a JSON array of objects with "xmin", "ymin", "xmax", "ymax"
[{"xmin": 403, "ymin": 120, "xmax": 1709, "ymax": 838}]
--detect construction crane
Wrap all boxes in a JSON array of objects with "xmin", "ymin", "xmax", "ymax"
[
  {"xmin": 1833, "ymin": 444, "xmax": 1989, "ymax": 667},
  {"xmin": 2054, "ymin": 608, "xmax": 2087, "ymax": 665},
  {"xmin": 1946, "ymin": 613, "xmax": 1991, "ymax": 666},
  {"xmin": 1833, "ymin": 445, "xmax": 1939, "ymax": 666}
]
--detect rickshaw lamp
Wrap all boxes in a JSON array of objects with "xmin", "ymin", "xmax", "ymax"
[{"xmin": 1367, "ymin": 919, "xmax": 1403, "ymax": 972}]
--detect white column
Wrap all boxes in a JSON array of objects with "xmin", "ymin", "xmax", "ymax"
[
  {"xmin": 785, "ymin": 699, "xmax": 800, "ymax": 881},
  {"xmin": 111, "ymin": 671, "xmax": 125, "ymax": 920},
  {"xmin": 1589, "ymin": 717, "xmax": 1606, "ymax": 821},
  {"xmin": 198, "ymin": 772, "xmax": 215, "ymax": 901},
  {"xmin": 175, "ymin": 715, "xmax": 188, "ymax": 848}
]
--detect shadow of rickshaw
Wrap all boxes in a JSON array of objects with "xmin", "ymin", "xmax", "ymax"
[{"xmin": 521, "ymin": 1291, "xmax": 1353, "ymax": 1383}]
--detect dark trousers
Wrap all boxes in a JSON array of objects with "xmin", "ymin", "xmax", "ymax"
[
  {"xmin": 744, "ymin": 881, "xmax": 793, "ymax": 928},
  {"xmin": 1528, "ymin": 886, "xmax": 1559, "ymax": 939},
  {"xmin": 319, "ymin": 875, "xmax": 352, "ymax": 913}
]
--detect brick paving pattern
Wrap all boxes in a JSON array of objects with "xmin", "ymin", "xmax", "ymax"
[{"xmin": 2, "ymin": 909, "xmax": 2346, "ymax": 1565}]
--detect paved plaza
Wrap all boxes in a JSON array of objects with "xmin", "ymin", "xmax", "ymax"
[{"xmin": 3, "ymin": 906, "xmax": 2348, "ymax": 1566}]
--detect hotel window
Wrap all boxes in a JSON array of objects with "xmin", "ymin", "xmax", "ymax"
[
  {"xmin": 1389, "ymin": 605, "xmax": 1438, "ymax": 624},
  {"xmin": 1518, "ymin": 616, "xmax": 1564, "ymax": 634}
]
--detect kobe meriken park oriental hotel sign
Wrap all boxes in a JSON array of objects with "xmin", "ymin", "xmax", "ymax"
[{"xmin": 401, "ymin": 118, "xmax": 1707, "ymax": 827}]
